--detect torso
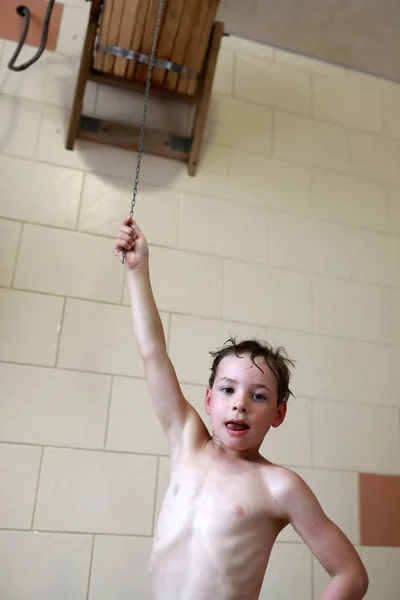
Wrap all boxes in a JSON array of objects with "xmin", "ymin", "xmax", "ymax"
[{"xmin": 149, "ymin": 439, "xmax": 289, "ymax": 600}]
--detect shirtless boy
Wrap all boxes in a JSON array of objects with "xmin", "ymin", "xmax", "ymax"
[{"xmin": 114, "ymin": 217, "xmax": 369, "ymax": 600}]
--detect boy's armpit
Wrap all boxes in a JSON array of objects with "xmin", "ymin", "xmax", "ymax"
[{"xmin": 143, "ymin": 351, "xmax": 208, "ymax": 449}]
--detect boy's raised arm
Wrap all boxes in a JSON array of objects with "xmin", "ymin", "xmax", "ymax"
[{"xmin": 114, "ymin": 217, "xmax": 204, "ymax": 447}]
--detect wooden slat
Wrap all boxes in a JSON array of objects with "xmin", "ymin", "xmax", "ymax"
[
  {"xmin": 113, "ymin": 0, "xmax": 140, "ymax": 77},
  {"xmin": 135, "ymin": 0, "xmax": 165, "ymax": 83},
  {"xmin": 126, "ymin": 0, "xmax": 150, "ymax": 78},
  {"xmin": 88, "ymin": 69, "xmax": 198, "ymax": 103},
  {"xmin": 93, "ymin": 0, "xmax": 115, "ymax": 71},
  {"xmin": 77, "ymin": 116, "xmax": 190, "ymax": 163},
  {"xmin": 151, "ymin": 0, "xmax": 186, "ymax": 87},
  {"xmin": 179, "ymin": 0, "xmax": 220, "ymax": 95},
  {"xmin": 164, "ymin": 0, "xmax": 198, "ymax": 91},
  {"xmin": 103, "ymin": 0, "xmax": 125, "ymax": 73},
  {"xmin": 188, "ymin": 21, "xmax": 224, "ymax": 175}
]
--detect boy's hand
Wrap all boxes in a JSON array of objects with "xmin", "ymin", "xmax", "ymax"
[{"xmin": 114, "ymin": 217, "xmax": 149, "ymax": 270}]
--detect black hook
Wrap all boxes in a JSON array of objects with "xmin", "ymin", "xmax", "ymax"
[{"xmin": 8, "ymin": 0, "xmax": 56, "ymax": 71}]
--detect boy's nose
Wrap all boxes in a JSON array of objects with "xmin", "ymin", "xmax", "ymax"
[{"xmin": 233, "ymin": 396, "xmax": 248, "ymax": 412}]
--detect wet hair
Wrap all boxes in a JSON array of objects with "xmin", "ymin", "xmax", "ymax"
[{"xmin": 208, "ymin": 336, "xmax": 295, "ymax": 405}]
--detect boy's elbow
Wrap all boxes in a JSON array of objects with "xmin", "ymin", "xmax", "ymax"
[{"xmin": 350, "ymin": 564, "xmax": 369, "ymax": 598}]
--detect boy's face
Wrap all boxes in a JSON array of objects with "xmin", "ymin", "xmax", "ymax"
[{"xmin": 205, "ymin": 353, "xmax": 287, "ymax": 453}]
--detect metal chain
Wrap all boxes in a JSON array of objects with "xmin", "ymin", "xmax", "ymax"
[{"xmin": 122, "ymin": 0, "xmax": 164, "ymax": 263}]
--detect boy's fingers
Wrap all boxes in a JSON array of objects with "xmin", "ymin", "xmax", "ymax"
[{"xmin": 120, "ymin": 225, "xmax": 135, "ymax": 236}]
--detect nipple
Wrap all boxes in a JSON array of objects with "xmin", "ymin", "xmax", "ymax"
[
  {"xmin": 173, "ymin": 484, "xmax": 180, "ymax": 496},
  {"xmin": 235, "ymin": 505, "xmax": 245, "ymax": 517}
]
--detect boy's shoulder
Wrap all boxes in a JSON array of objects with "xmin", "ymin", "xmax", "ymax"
[{"xmin": 259, "ymin": 459, "xmax": 308, "ymax": 500}]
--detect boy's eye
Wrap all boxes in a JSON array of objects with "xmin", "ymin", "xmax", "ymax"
[
  {"xmin": 221, "ymin": 386, "xmax": 234, "ymax": 394},
  {"xmin": 252, "ymin": 393, "xmax": 266, "ymax": 401}
]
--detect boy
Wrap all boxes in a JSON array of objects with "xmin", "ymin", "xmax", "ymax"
[{"xmin": 114, "ymin": 217, "xmax": 368, "ymax": 600}]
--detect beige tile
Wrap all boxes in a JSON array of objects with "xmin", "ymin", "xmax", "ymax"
[
  {"xmin": 274, "ymin": 110, "xmax": 349, "ymax": 172},
  {"xmin": 382, "ymin": 95, "xmax": 400, "ymax": 141},
  {"xmin": 270, "ymin": 212, "xmax": 351, "ymax": 278},
  {"xmin": 349, "ymin": 130, "xmax": 400, "ymax": 185},
  {"xmin": 386, "ymin": 185, "xmax": 400, "ymax": 236},
  {"xmin": 0, "ymin": 530, "xmax": 92, "ymax": 600},
  {"xmin": 297, "ymin": 467, "xmax": 359, "ymax": 544},
  {"xmin": 0, "ymin": 289, "xmax": 63, "ymax": 365},
  {"xmin": 267, "ymin": 328, "xmax": 355, "ymax": 403},
  {"xmin": 313, "ymin": 277, "xmax": 395, "ymax": 344},
  {"xmin": 353, "ymin": 341, "xmax": 400, "ymax": 408},
  {"xmin": 78, "ymin": 173, "xmax": 180, "ymax": 244},
  {"xmin": 123, "ymin": 246, "xmax": 223, "ymax": 318},
  {"xmin": 89, "ymin": 536, "xmax": 153, "ymax": 600},
  {"xmin": 275, "ymin": 49, "xmax": 347, "ymax": 80},
  {"xmin": 227, "ymin": 150, "xmax": 312, "ymax": 215},
  {"xmin": 213, "ymin": 48, "xmax": 234, "ymax": 96},
  {"xmin": 0, "ymin": 42, "xmax": 97, "ymax": 111},
  {"xmin": 260, "ymin": 543, "xmax": 311, "ymax": 600},
  {"xmin": 169, "ymin": 313, "xmax": 266, "ymax": 385},
  {"xmin": 0, "ymin": 363, "xmax": 110, "ymax": 448},
  {"xmin": 0, "ymin": 444, "xmax": 42, "ymax": 529},
  {"xmin": 206, "ymin": 94, "xmax": 272, "ymax": 154},
  {"xmin": 235, "ymin": 54, "xmax": 311, "ymax": 115},
  {"xmin": 311, "ymin": 168, "xmax": 388, "ymax": 231},
  {"xmin": 223, "ymin": 260, "xmax": 312, "ymax": 331},
  {"xmin": 58, "ymin": 0, "xmax": 90, "ymax": 7},
  {"xmin": 347, "ymin": 69, "xmax": 400, "ymax": 96},
  {"xmin": 389, "ymin": 289, "xmax": 400, "ymax": 346},
  {"xmin": 34, "ymin": 447, "xmax": 158, "ymax": 534},
  {"xmin": 155, "ymin": 456, "xmax": 170, "ymax": 522},
  {"xmin": 350, "ymin": 228, "xmax": 400, "ymax": 287},
  {"xmin": 0, "ymin": 94, "xmax": 42, "ymax": 159},
  {"xmin": 0, "ymin": 219, "xmax": 21, "ymax": 286},
  {"xmin": 142, "ymin": 142, "xmax": 230, "ymax": 200},
  {"xmin": 56, "ymin": 5, "xmax": 89, "ymax": 57},
  {"xmin": 313, "ymin": 400, "xmax": 400, "ymax": 473},
  {"xmin": 14, "ymin": 225, "xmax": 124, "ymax": 303},
  {"xmin": 106, "ymin": 377, "xmax": 169, "ymax": 455},
  {"xmin": 313, "ymin": 75, "xmax": 382, "ymax": 132},
  {"xmin": 261, "ymin": 397, "xmax": 312, "ymax": 467},
  {"xmin": 0, "ymin": 155, "xmax": 83, "ymax": 227},
  {"xmin": 178, "ymin": 191, "xmax": 269, "ymax": 262},
  {"xmin": 222, "ymin": 35, "xmax": 274, "ymax": 60},
  {"xmin": 95, "ymin": 85, "xmax": 188, "ymax": 137},
  {"xmin": 358, "ymin": 547, "xmax": 400, "ymax": 600},
  {"xmin": 58, "ymin": 299, "xmax": 168, "ymax": 376}
]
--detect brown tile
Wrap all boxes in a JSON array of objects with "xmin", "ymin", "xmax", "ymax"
[
  {"xmin": 360, "ymin": 473, "xmax": 400, "ymax": 547},
  {"xmin": 0, "ymin": 0, "xmax": 63, "ymax": 51}
]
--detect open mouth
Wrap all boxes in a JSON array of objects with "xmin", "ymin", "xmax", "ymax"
[{"xmin": 225, "ymin": 421, "xmax": 250, "ymax": 432}]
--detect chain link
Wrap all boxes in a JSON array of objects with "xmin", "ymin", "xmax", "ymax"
[{"xmin": 122, "ymin": 0, "xmax": 164, "ymax": 263}]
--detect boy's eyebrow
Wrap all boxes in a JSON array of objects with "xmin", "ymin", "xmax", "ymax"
[{"xmin": 217, "ymin": 377, "xmax": 272, "ymax": 393}]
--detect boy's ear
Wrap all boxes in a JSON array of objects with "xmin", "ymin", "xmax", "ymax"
[
  {"xmin": 271, "ymin": 401, "xmax": 287, "ymax": 428},
  {"xmin": 205, "ymin": 387, "xmax": 212, "ymax": 415}
]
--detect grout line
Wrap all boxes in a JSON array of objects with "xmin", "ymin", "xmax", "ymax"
[
  {"xmin": 33, "ymin": 101, "xmax": 46, "ymax": 159},
  {"xmin": 2, "ymin": 147, "xmax": 400, "ymax": 231},
  {"xmin": 10, "ymin": 222, "xmax": 24, "ymax": 287},
  {"xmin": 151, "ymin": 457, "xmax": 161, "ymax": 536},
  {"xmin": 30, "ymin": 446, "xmax": 44, "ymax": 530},
  {"xmin": 2, "ymin": 439, "xmax": 398, "ymax": 476},
  {"xmin": 54, "ymin": 297, "xmax": 67, "ymax": 367},
  {"xmin": 1, "ymin": 358, "xmax": 399, "ymax": 410},
  {"xmin": 103, "ymin": 377, "xmax": 114, "ymax": 450},
  {"xmin": 74, "ymin": 171, "xmax": 87, "ymax": 231},
  {"xmin": 0, "ymin": 526, "xmax": 155, "ymax": 538},
  {"xmin": 85, "ymin": 535, "xmax": 96, "ymax": 600},
  {"xmin": 310, "ymin": 399, "xmax": 314, "ymax": 468}
]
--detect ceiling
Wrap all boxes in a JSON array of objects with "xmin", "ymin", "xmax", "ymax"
[{"xmin": 218, "ymin": 0, "xmax": 400, "ymax": 83}]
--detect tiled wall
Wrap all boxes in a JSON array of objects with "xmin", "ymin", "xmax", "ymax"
[{"xmin": 1, "ymin": 5, "xmax": 400, "ymax": 599}]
